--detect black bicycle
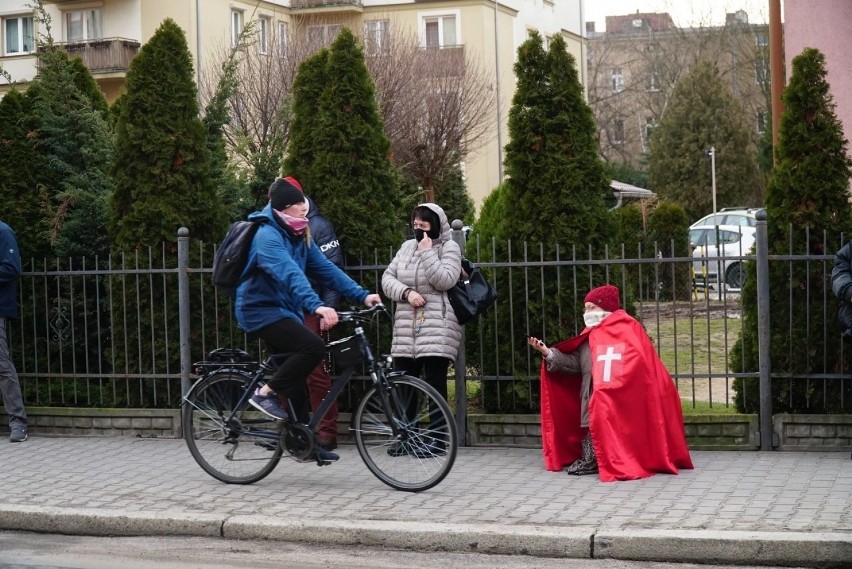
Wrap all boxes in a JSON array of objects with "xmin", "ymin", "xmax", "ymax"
[{"xmin": 182, "ymin": 304, "xmax": 457, "ymax": 492}]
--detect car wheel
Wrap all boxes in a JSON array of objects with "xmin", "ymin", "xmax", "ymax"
[{"xmin": 725, "ymin": 262, "xmax": 746, "ymax": 289}]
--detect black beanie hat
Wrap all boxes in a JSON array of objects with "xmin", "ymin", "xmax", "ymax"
[{"xmin": 269, "ymin": 177, "xmax": 305, "ymax": 211}]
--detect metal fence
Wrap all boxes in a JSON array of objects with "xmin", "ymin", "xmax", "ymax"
[{"xmin": 12, "ymin": 213, "xmax": 852, "ymax": 448}]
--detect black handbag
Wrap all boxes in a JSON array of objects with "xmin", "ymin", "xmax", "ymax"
[{"xmin": 448, "ymin": 259, "xmax": 497, "ymax": 325}]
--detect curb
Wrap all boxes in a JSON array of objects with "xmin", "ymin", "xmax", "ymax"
[{"xmin": 1, "ymin": 505, "xmax": 850, "ymax": 567}]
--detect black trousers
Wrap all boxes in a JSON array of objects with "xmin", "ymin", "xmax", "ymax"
[
  {"xmin": 251, "ymin": 317, "xmax": 325, "ymax": 423},
  {"xmin": 393, "ymin": 356, "xmax": 452, "ymax": 443}
]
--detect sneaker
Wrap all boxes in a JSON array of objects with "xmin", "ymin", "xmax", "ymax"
[
  {"xmin": 249, "ymin": 390, "xmax": 289, "ymax": 421},
  {"xmin": 314, "ymin": 445, "xmax": 339, "ymax": 464},
  {"xmin": 9, "ymin": 426, "xmax": 27, "ymax": 443}
]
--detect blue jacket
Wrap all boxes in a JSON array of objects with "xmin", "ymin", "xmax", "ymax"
[
  {"xmin": 235, "ymin": 205, "xmax": 368, "ymax": 333},
  {"xmin": 0, "ymin": 222, "xmax": 21, "ymax": 319}
]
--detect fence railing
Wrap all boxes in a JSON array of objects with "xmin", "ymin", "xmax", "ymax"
[{"xmin": 12, "ymin": 212, "xmax": 852, "ymax": 448}]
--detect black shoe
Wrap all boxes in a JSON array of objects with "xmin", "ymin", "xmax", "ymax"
[
  {"xmin": 316, "ymin": 436, "xmax": 337, "ymax": 451},
  {"xmin": 9, "ymin": 425, "xmax": 27, "ymax": 443},
  {"xmin": 314, "ymin": 445, "xmax": 339, "ymax": 465}
]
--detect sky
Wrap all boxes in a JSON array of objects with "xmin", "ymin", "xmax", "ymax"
[{"xmin": 583, "ymin": 0, "xmax": 774, "ymax": 32}]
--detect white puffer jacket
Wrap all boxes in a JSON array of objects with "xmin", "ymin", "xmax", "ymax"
[{"xmin": 382, "ymin": 204, "xmax": 462, "ymax": 360}]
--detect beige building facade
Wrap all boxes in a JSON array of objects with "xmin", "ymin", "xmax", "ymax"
[
  {"xmin": 586, "ymin": 11, "xmax": 770, "ymax": 171},
  {"xmin": 0, "ymin": 0, "xmax": 584, "ymax": 208}
]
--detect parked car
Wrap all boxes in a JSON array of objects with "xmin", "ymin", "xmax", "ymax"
[
  {"xmin": 689, "ymin": 224, "xmax": 756, "ymax": 289},
  {"xmin": 690, "ymin": 207, "xmax": 760, "ymax": 230}
]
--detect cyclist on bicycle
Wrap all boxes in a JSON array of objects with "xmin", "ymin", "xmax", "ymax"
[{"xmin": 237, "ymin": 177, "xmax": 382, "ymax": 463}]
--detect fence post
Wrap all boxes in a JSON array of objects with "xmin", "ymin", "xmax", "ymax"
[
  {"xmin": 451, "ymin": 219, "xmax": 468, "ymax": 445},
  {"xmin": 178, "ymin": 227, "xmax": 191, "ymax": 398},
  {"xmin": 755, "ymin": 209, "xmax": 773, "ymax": 450}
]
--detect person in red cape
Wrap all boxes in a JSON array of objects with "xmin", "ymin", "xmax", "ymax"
[{"xmin": 528, "ymin": 284, "xmax": 693, "ymax": 482}]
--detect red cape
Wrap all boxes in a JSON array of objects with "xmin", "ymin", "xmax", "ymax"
[{"xmin": 540, "ymin": 310, "xmax": 693, "ymax": 482}]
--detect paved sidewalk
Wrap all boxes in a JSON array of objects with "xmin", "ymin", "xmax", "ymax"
[{"xmin": 1, "ymin": 437, "xmax": 850, "ymax": 567}]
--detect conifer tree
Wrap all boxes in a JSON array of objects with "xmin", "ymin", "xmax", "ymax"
[
  {"xmin": 29, "ymin": 48, "xmax": 113, "ymax": 259},
  {"xmin": 648, "ymin": 61, "xmax": 762, "ymax": 221},
  {"xmin": 110, "ymin": 18, "xmax": 226, "ymax": 249},
  {"xmin": 469, "ymin": 33, "xmax": 615, "ymax": 410},
  {"xmin": 283, "ymin": 48, "xmax": 329, "ymax": 197},
  {"xmin": 731, "ymin": 48, "xmax": 852, "ymax": 413},
  {"xmin": 305, "ymin": 28, "xmax": 403, "ymax": 258},
  {"xmin": 0, "ymin": 90, "xmax": 46, "ymax": 259},
  {"xmin": 503, "ymin": 33, "xmax": 613, "ymax": 250}
]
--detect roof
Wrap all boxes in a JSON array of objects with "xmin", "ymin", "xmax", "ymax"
[{"xmin": 610, "ymin": 180, "xmax": 655, "ymax": 199}]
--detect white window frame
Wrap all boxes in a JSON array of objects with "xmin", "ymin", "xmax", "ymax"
[
  {"xmin": 257, "ymin": 16, "xmax": 270, "ymax": 55},
  {"xmin": 611, "ymin": 68, "xmax": 624, "ymax": 93},
  {"xmin": 756, "ymin": 110, "xmax": 767, "ymax": 134},
  {"xmin": 65, "ymin": 8, "xmax": 102, "ymax": 42},
  {"xmin": 645, "ymin": 72, "xmax": 659, "ymax": 92},
  {"xmin": 364, "ymin": 19, "xmax": 389, "ymax": 56},
  {"xmin": 642, "ymin": 117, "xmax": 657, "ymax": 151},
  {"xmin": 756, "ymin": 34, "xmax": 768, "ymax": 47},
  {"xmin": 612, "ymin": 119, "xmax": 625, "ymax": 145},
  {"xmin": 3, "ymin": 15, "xmax": 34, "ymax": 55},
  {"xmin": 276, "ymin": 20, "xmax": 288, "ymax": 54},
  {"xmin": 231, "ymin": 9, "xmax": 244, "ymax": 48},
  {"xmin": 419, "ymin": 10, "xmax": 460, "ymax": 49},
  {"xmin": 307, "ymin": 24, "xmax": 341, "ymax": 47},
  {"xmin": 755, "ymin": 59, "xmax": 769, "ymax": 85}
]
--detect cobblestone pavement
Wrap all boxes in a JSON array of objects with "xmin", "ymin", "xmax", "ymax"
[{"xmin": 1, "ymin": 437, "xmax": 850, "ymax": 566}]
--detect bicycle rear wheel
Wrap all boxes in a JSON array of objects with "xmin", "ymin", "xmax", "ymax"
[
  {"xmin": 182, "ymin": 370, "xmax": 283, "ymax": 484},
  {"xmin": 352, "ymin": 374, "xmax": 457, "ymax": 492}
]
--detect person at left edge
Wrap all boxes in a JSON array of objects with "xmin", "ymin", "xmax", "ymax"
[
  {"xmin": 0, "ymin": 221, "xmax": 26, "ymax": 443},
  {"xmin": 236, "ymin": 178, "xmax": 382, "ymax": 464}
]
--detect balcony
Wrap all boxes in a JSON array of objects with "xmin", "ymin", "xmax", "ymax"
[
  {"xmin": 37, "ymin": 37, "xmax": 140, "ymax": 75},
  {"xmin": 290, "ymin": 0, "xmax": 362, "ymax": 12}
]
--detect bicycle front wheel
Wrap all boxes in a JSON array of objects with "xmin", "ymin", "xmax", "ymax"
[
  {"xmin": 352, "ymin": 374, "xmax": 457, "ymax": 492},
  {"xmin": 182, "ymin": 370, "xmax": 283, "ymax": 484}
]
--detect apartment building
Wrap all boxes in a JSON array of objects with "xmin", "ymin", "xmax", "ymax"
[
  {"xmin": 0, "ymin": 0, "xmax": 584, "ymax": 207},
  {"xmin": 586, "ymin": 10, "xmax": 770, "ymax": 170}
]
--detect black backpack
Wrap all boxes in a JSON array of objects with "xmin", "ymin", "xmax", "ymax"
[{"xmin": 211, "ymin": 220, "xmax": 263, "ymax": 297}]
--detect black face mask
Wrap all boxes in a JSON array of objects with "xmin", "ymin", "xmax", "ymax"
[{"xmin": 414, "ymin": 228, "xmax": 426, "ymax": 242}]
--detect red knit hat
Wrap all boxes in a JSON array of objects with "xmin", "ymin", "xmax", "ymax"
[
  {"xmin": 584, "ymin": 284, "xmax": 620, "ymax": 312},
  {"xmin": 283, "ymin": 176, "xmax": 302, "ymax": 191}
]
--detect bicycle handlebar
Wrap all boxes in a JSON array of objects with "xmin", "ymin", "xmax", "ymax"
[{"xmin": 337, "ymin": 303, "xmax": 389, "ymax": 324}]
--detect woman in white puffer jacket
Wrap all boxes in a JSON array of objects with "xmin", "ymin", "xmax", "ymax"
[{"xmin": 382, "ymin": 203, "xmax": 462, "ymax": 451}]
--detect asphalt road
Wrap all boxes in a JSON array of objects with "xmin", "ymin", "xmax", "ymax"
[{"xmin": 0, "ymin": 532, "xmax": 809, "ymax": 569}]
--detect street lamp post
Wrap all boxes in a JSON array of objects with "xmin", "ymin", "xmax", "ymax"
[{"xmin": 707, "ymin": 146, "xmax": 717, "ymax": 213}]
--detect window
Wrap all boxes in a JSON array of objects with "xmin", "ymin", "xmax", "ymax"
[
  {"xmin": 612, "ymin": 119, "xmax": 625, "ymax": 145},
  {"xmin": 276, "ymin": 21, "xmax": 288, "ymax": 53},
  {"xmin": 4, "ymin": 16, "xmax": 34, "ymax": 55},
  {"xmin": 65, "ymin": 9, "xmax": 101, "ymax": 42},
  {"xmin": 423, "ymin": 15, "xmax": 457, "ymax": 48},
  {"xmin": 755, "ymin": 59, "xmax": 769, "ymax": 85},
  {"xmin": 756, "ymin": 110, "xmax": 767, "ymax": 134},
  {"xmin": 231, "ymin": 10, "xmax": 243, "ymax": 47},
  {"xmin": 645, "ymin": 73, "xmax": 659, "ymax": 92},
  {"xmin": 258, "ymin": 16, "xmax": 270, "ymax": 55},
  {"xmin": 611, "ymin": 68, "xmax": 624, "ymax": 93},
  {"xmin": 643, "ymin": 117, "xmax": 656, "ymax": 150},
  {"xmin": 756, "ymin": 34, "xmax": 768, "ymax": 47},
  {"xmin": 364, "ymin": 19, "xmax": 389, "ymax": 56},
  {"xmin": 307, "ymin": 24, "xmax": 341, "ymax": 47}
]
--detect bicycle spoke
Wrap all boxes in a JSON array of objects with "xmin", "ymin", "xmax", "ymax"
[{"xmin": 183, "ymin": 371, "xmax": 283, "ymax": 484}]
